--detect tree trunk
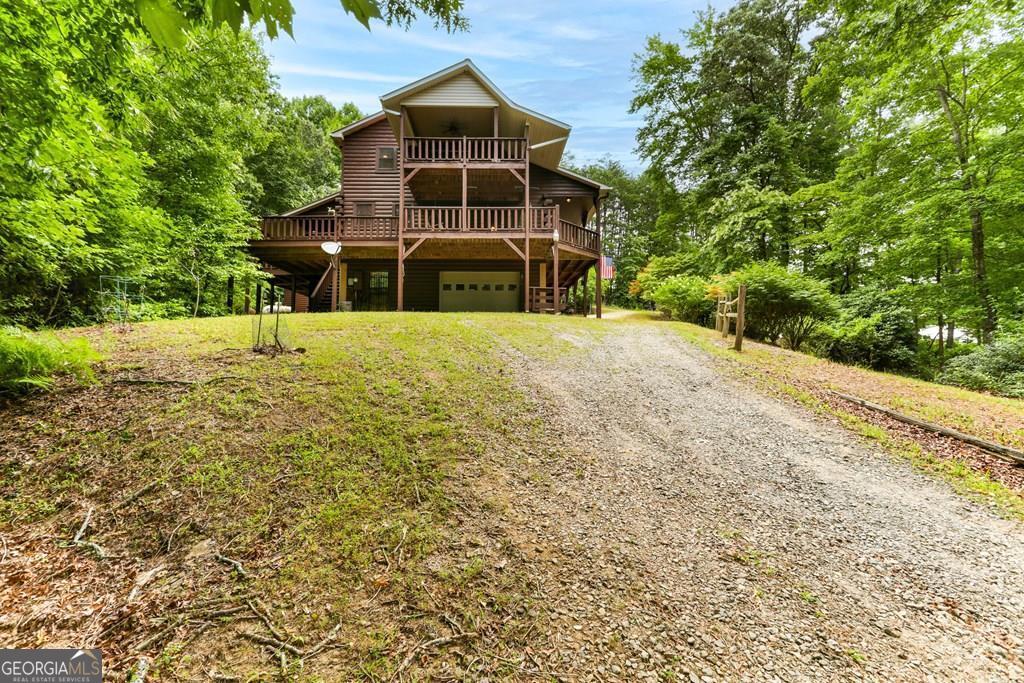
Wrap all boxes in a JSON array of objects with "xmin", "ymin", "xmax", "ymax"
[
  {"xmin": 936, "ymin": 84, "xmax": 996, "ymax": 343},
  {"xmin": 969, "ymin": 206, "xmax": 997, "ymax": 342}
]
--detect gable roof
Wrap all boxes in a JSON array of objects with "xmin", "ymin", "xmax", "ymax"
[
  {"xmin": 553, "ymin": 166, "xmax": 612, "ymax": 196},
  {"xmin": 279, "ymin": 191, "xmax": 340, "ymax": 217},
  {"xmin": 330, "ymin": 111, "xmax": 387, "ymax": 141},
  {"xmin": 379, "ymin": 59, "xmax": 572, "ymax": 171},
  {"xmin": 379, "ymin": 59, "xmax": 571, "ymax": 130}
]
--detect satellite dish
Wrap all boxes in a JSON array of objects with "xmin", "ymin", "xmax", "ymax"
[{"xmin": 320, "ymin": 241, "xmax": 342, "ymax": 256}]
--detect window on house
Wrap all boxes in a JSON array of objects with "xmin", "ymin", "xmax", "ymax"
[
  {"xmin": 355, "ymin": 202, "xmax": 374, "ymax": 217},
  {"xmin": 377, "ymin": 146, "xmax": 397, "ymax": 171},
  {"xmin": 391, "ymin": 202, "xmax": 400, "ymax": 217}
]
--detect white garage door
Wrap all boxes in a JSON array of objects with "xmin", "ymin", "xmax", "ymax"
[{"xmin": 439, "ymin": 271, "xmax": 520, "ymax": 312}]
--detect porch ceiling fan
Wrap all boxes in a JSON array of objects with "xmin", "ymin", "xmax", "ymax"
[{"xmin": 442, "ymin": 119, "xmax": 465, "ymax": 136}]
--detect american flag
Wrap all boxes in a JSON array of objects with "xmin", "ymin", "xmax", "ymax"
[{"xmin": 600, "ymin": 255, "xmax": 615, "ymax": 280}]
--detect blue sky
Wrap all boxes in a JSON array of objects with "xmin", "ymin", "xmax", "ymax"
[{"xmin": 263, "ymin": 0, "xmax": 719, "ymax": 172}]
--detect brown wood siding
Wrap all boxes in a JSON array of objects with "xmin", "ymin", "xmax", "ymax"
[
  {"xmin": 341, "ymin": 120, "xmax": 412, "ymax": 217},
  {"xmin": 283, "ymin": 288, "xmax": 309, "ymax": 313},
  {"xmin": 529, "ymin": 165, "xmax": 597, "ymax": 227}
]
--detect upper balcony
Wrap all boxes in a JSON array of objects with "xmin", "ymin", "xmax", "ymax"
[{"xmin": 403, "ymin": 136, "xmax": 527, "ymax": 166}]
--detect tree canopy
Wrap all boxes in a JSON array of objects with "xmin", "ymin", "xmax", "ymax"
[
  {"xmin": 0, "ymin": 0, "xmax": 367, "ymax": 325},
  {"xmin": 605, "ymin": 0, "xmax": 1024, "ymax": 388}
]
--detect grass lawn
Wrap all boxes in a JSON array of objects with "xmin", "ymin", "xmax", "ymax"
[
  {"xmin": 1, "ymin": 310, "xmax": 1020, "ymax": 679},
  {"xmin": 0, "ymin": 312, "xmax": 603, "ymax": 680}
]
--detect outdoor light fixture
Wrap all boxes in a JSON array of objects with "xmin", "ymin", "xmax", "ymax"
[
  {"xmin": 320, "ymin": 241, "xmax": 342, "ymax": 256},
  {"xmin": 552, "ymin": 228, "xmax": 560, "ymax": 243}
]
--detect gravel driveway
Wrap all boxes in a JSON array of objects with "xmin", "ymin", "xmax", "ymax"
[{"xmin": 484, "ymin": 317, "xmax": 1024, "ymax": 681}]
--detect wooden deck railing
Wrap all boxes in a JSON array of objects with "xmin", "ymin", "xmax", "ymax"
[
  {"xmin": 405, "ymin": 206, "xmax": 556, "ymax": 234},
  {"xmin": 259, "ymin": 215, "xmax": 398, "ymax": 241},
  {"xmin": 341, "ymin": 216, "xmax": 399, "ymax": 239},
  {"xmin": 558, "ymin": 219, "xmax": 600, "ymax": 253},
  {"xmin": 260, "ymin": 215, "xmax": 337, "ymax": 240},
  {"xmin": 258, "ymin": 208, "xmax": 599, "ymax": 254},
  {"xmin": 403, "ymin": 136, "xmax": 527, "ymax": 164},
  {"xmin": 530, "ymin": 286, "xmax": 567, "ymax": 312}
]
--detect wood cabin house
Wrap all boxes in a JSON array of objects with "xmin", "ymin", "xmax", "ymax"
[{"xmin": 250, "ymin": 59, "xmax": 609, "ymax": 315}]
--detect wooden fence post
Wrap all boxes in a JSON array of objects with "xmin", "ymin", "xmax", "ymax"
[
  {"xmin": 733, "ymin": 284, "xmax": 746, "ymax": 352},
  {"xmin": 721, "ymin": 296, "xmax": 730, "ymax": 338}
]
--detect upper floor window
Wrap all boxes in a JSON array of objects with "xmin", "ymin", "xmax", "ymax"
[
  {"xmin": 377, "ymin": 146, "xmax": 397, "ymax": 171},
  {"xmin": 355, "ymin": 202, "xmax": 374, "ymax": 217}
]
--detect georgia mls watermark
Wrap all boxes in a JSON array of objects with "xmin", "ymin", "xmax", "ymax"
[{"xmin": 0, "ymin": 650, "xmax": 102, "ymax": 683}]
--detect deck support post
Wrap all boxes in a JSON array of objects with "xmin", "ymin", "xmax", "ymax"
[
  {"xmin": 523, "ymin": 124, "xmax": 531, "ymax": 312},
  {"xmin": 397, "ymin": 106, "xmax": 406, "ymax": 311},
  {"xmin": 595, "ymin": 198, "xmax": 603, "ymax": 319},
  {"xmin": 552, "ymin": 242, "xmax": 560, "ymax": 315},
  {"xmin": 255, "ymin": 283, "xmax": 263, "ymax": 315},
  {"xmin": 290, "ymin": 274, "xmax": 297, "ymax": 312},
  {"xmin": 581, "ymin": 268, "xmax": 590, "ymax": 316},
  {"xmin": 331, "ymin": 260, "xmax": 339, "ymax": 313},
  {"xmin": 339, "ymin": 262, "xmax": 348, "ymax": 307},
  {"xmin": 461, "ymin": 148, "xmax": 468, "ymax": 231}
]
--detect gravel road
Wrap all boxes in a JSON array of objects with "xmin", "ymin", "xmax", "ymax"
[{"xmin": 484, "ymin": 318, "xmax": 1024, "ymax": 681}]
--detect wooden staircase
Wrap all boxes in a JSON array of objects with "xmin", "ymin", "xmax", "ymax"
[{"xmin": 530, "ymin": 258, "xmax": 595, "ymax": 313}]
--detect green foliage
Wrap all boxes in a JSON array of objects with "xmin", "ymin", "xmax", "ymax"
[
  {"xmin": 132, "ymin": 0, "xmax": 468, "ymax": 48},
  {"xmin": 651, "ymin": 276, "xmax": 714, "ymax": 324},
  {"xmin": 631, "ymin": 0, "xmax": 841, "ymax": 270},
  {"xmin": 722, "ymin": 263, "xmax": 836, "ymax": 351},
  {"xmin": 249, "ymin": 96, "xmax": 362, "ymax": 216},
  {"xmin": 938, "ymin": 336, "xmax": 1024, "ymax": 398},
  {"xmin": 627, "ymin": 0, "xmax": 1024, "ymax": 388},
  {"xmin": 807, "ymin": 0, "xmax": 1024, "ymax": 341},
  {"xmin": 132, "ymin": 27, "xmax": 277, "ymax": 317},
  {"xmin": 0, "ymin": 327, "xmax": 97, "ymax": 395},
  {"xmin": 631, "ymin": 252, "xmax": 703, "ymax": 303},
  {"xmin": 811, "ymin": 286, "xmax": 919, "ymax": 371},
  {"xmin": 0, "ymin": 5, "xmax": 369, "ymax": 327}
]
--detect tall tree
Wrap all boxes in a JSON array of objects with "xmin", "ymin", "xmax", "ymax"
[
  {"xmin": 812, "ymin": 0, "xmax": 1024, "ymax": 341},
  {"xmin": 249, "ymin": 96, "xmax": 362, "ymax": 216},
  {"xmin": 631, "ymin": 0, "xmax": 841, "ymax": 271}
]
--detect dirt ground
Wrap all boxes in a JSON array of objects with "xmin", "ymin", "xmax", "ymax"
[{"xmin": 477, "ymin": 315, "xmax": 1024, "ymax": 681}]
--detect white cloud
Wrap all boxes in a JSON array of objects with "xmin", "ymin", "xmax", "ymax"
[
  {"xmin": 273, "ymin": 62, "xmax": 416, "ymax": 83},
  {"xmin": 546, "ymin": 23, "xmax": 604, "ymax": 41}
]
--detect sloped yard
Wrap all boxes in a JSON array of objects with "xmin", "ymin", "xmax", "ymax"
[{"xmin": 1, "ymin": 311, "xmax": 1023, "ymax": 681}]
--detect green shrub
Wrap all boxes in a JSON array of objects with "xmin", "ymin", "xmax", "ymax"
[
  {"xmin": 0, "ymin": 327, "xmax": 98, "ymax": 395},
  {"xmin": 937, "ymin": 335, "xmax": 1024, "ymax": 398},
  {"xmin": 722, "ymin": 262, "xmax": 836, "ymax": 351},
  {"xmin": 651, "ymin": 275, "xmax": 714, "ymax": 323},
  {"xmin": 631, "ymin": 251, "xmax": 703, "ymax": 302},
  {"xmin": 811, "ymin": 287, "xmax": 918, "ymax": 371}
]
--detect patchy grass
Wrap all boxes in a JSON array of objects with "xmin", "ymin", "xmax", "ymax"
[
  {"xmin": 649, "ymin": 312, "xmax": 1024, "ymax": 521},
  {"xmin": 0, "ymin": 312, "xmax": 561, "ymax": 679}
]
